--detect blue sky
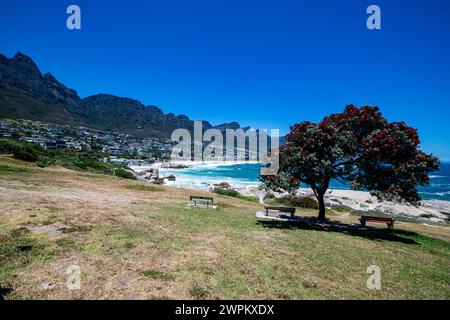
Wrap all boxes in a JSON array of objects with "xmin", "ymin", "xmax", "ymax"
[{"xmin": 1, "ymin": 0, "xmax": 449, "ymax": 159}]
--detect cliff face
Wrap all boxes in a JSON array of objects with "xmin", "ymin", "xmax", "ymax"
[{"xmin": 0, "ymin": 52, "xmax": 244, "ymax": 138}]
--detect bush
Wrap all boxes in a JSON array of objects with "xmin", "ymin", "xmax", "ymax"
[
  {"xmin": 114, "ymin": 168, "xmax": 137, "ymax": 180},
  {"xmin": 70, "ymin": 158, "xmax": 111, "ymax": 173},
  {"xmin": 0, "ymin": 139, "xmax": 41, "ymax": 162},
  {"xmin": 13, "ymin": 146, "xmax": 38, "ymax": 162},
  {"xmin": 35, "ymin": 157, "xmax": 50, "ymax": 168},
  {"xmin": 267, "ymin": 195, "xmax": 319, "ymax": 209},
  {"xmin": 213, "ymin": 187, "xmax": 259, "ymax": 203},
  {"xmin": 214, "ymin": 188, "xmax": 240, "ymax": 197},
  {"xmin": 263, "ymin": 193, "xmax": 276, "ymax": 201},
  {"xmin": 0, "ymin": 138, "xmax": 140, "ymax": 180},
  {"xmin": 60, "ymin": 157, "xmax": 126, "ymax": 176},
  {"xmin": 331, "ymin": 204, "xmax": 354, "ymax": 213}
]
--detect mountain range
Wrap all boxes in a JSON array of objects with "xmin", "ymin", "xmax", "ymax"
[{"xmin": 0, "ymin": 52, "xmax": 247, "ymax": 138}]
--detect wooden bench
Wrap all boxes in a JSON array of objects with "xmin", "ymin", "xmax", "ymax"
[
  {"xmin": 360, "ymin": 216, "xmax": 395, "ymax": 230},
  {"xmin": 265, "ymin": 206, "xmax": 296, "ymax": 218},
  {"xmin": 190, "ymin": 195, "xmax": 214, "ymax": 208}
]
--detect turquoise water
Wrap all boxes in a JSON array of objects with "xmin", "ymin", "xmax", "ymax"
[
  {"xmin": 325, "ymin": 163, "xmax": 450, "ymax": 201},
  {"xmin": 162, "ymin": 162, "xmax": 450, "ymax": 201},
  {"xmin": 418, "ymin": 162, "xmax": 450, "ymax": 201},
  {"xmin": 160, "ymin": 163, "xmax": 262, "ymax": 189},
  {"xmin": 326, "ymin": 162, "xmax": 450, "ymax": 201},
  {"xmin": 172, "ymin": 163, "xmax": 262, "ymax": 182}
]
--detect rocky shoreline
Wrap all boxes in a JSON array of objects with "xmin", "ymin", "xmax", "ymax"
[
  {"xmin": 237, "ymin": 186, "xmax": 450, "ymax": 224},
  {"xmin": 130, "ymin": 163, "xmax": 450, "ymax": 224}
]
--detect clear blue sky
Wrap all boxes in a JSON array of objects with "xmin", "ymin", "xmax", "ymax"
[{"xmin": 1, "ymin": 0, "xmax": 449, "ymax": 159}]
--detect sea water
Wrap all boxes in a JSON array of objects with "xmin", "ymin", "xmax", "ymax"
[{"xmin": 160, "ymin": 161, "xmax": 450, "ymax": 201}]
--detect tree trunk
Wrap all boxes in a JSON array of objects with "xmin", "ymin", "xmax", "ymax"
[{"xmin": 316, "ymin": 192, "xmax": 326, "ymax": 220}]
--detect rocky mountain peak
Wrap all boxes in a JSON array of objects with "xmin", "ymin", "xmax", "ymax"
[
  {"xmin": 10, "ymin": 51, "xmax": 41, "ymax": 76},
  {"xmin": 0, "ymin": 51, "xmax": 246, "ymax": 138}
]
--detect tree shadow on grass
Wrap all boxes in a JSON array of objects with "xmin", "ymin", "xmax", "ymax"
[{"xmin": 256, "ymin": 216, "xmax": 420, "ymax": 245}]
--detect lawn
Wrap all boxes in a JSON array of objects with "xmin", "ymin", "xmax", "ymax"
[{"xmin": 0, "ymin": 155, "xmax": 449, "ymax": 299}]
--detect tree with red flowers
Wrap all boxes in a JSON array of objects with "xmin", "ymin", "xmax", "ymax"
[{"xmin": 261, "ymin": 105, "xmax": 440, "ymax": 220}]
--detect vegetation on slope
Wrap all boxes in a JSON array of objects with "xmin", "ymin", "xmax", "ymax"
[
  {"xmin": 213, "ymin": 187, "xmax": 259, "ymax": 203},
  {"xmin": 0, "ymin": 138, "xmax": 134, "ymax": 179},
  {"xmin": 0, "ymin": 157, "xmax": 449, "ymax": 299}
]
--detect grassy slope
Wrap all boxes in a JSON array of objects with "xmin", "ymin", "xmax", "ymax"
[{"xmin": 0, "ymin": 155, "xmax": 449, "ymax": 300}]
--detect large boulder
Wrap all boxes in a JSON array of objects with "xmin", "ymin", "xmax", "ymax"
[
  {"xmin": 151, "ymin": 177, "xmax": 165, "ymax": 185},
  {"xmin": 214, "ymin": 182, "xmax": 231, "ymax": 189},
  {"xmin": 141, "ymin": 168, "xmax": 159, "ymax": 180},
  {"xmin": 165, "ymin": 175, "xmax": 176, "ymax": 181}
]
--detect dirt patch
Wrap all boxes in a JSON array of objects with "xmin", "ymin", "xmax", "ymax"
[{"xmin": 23, "ymin": 224, "xmax": 68, "ymax": 239}]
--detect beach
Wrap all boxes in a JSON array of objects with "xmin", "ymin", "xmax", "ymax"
[{"xmin": 130, "ymin": 161, "xmax": 450, "ymax": 223}]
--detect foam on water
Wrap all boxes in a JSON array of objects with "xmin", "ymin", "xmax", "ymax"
[
  {"xmin": 139, "ymin": 161, "xmax": 450, "ymax": 201},
  {"xmin": 159, "ymin": 162, "xmax": 262, "ymax": 190}
]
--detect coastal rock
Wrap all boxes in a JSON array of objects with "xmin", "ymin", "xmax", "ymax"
[
  {"xmin": 140, "ymin": 168, "xmax": 159, "ymax": 180},
  {"xmin": 165, "ymin": 175, "xmax": 176, "ymax": 181},
  {"xmin": 152, "ymin": 178, "xmax": 165, "ymax": 185},
  {"xmin": 214, "ymin": 182, "xmax": 231, "ymax": 189},
  {"xmin": 161, "ymin": 163, "xmax": 189, "ymax": 169},
  {"xmin": 137, "ymin": 169, "xmax": 153, "ymax": 176}
]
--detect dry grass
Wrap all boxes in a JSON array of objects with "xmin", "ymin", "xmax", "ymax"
[{"xmin": 0, "ymin": 155, "xmax": 449, "ymax": 300}]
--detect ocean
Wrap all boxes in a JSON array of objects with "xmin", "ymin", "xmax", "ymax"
[{"xmin": 159, "ymin": 161, "xmax": 450, "ymax": 201}]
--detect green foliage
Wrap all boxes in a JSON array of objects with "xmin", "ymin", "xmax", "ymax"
[
  {"xmin": 0, "ymin": 138, "xmax": 43, "ymax": 162},
  {"xmin": 66, "ymin": 157, "xmax": 113, "ymax": 173},
  {"xmin": 330, "ymin": 204, "xmax": 355, "ymax": 213},
  {"xmin": 114, "ymin": 168, "xmax": 137, "ymax": 180},
  {"xmin": 267, "ymin": 195, "xmax": 319, "ymax": 209},
  {"xmin": 35, "ymin": 157, "xmax": 50, "ymax": 168},
  {"xmin": 0, "ymin": 138, "xmax": 135, "ymax": 180},
  {"xmin": 261, "ymin": 105, "xmax": 440, "ymax": 219},
  {"xmin": 263, "ymin": 193, "xmax": 275, "ymax": 201},
  {"xmin": 213, "ymin": 187, "xmax": 259, "ymax": 202},
  {"xmin": 214, "ymin": 188, "xmax": 240, "ymax": 197}
]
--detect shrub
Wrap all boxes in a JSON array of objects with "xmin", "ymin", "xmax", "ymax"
[
  {"xmin": 0, "ymin": 139, "xmax": 41, "ymax": 162},
  {"xmin": 12, "ymin": 147, "xmax": 38, "ymax": 162},
  {"xmin": 0, "ymin": 138, "xmax": 140, "ymax": 180},
  {"xmin": 331, "ymin": 204, "xmax": 354, "ymax": 212},
  {"xmin": 213, "ymin": 187, "xmax": 259, "ymax": 203},
  {"xmin": 114, "ymin": 168, "xmax": 137, "ymax": 180},
  {"xmin": 62, "ymin": 157, "xmax": 120, "ymax": 175},
  {"xmin": 267, "ymin": 195, "xmax": 319, "ymax": 209},
  {"xmin": 214, "ymin": 188, "xmax": 240, "ymax": 197},
  {"xmin": 35, "ymin": 157, "xmax": 50, "ymax": 168},
  {"xmin": 263, "ymin": 193, "xmax": 275, "ymax": 200}
]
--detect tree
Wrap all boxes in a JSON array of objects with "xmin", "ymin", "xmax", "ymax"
[{"xmin": 261, "ymin": 105, "xmax": 440, "ymax": 220}]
